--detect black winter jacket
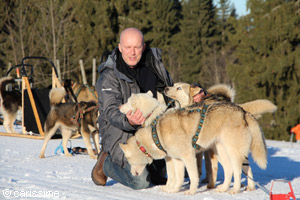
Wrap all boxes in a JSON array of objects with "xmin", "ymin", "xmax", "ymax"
[{"xmin": 96, "ymin": 47, "xmax": 173, "ymax": 167}]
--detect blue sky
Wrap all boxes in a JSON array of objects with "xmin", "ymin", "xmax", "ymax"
[
  {"xmin": 214, "ymin": 0, "xmax": 249, "ymax": 17},
  {"xmin": 231, "ymin": 0, "xmax": 249, "ymax": 16}
]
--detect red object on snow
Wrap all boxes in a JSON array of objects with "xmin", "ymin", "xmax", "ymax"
[
  {"xmin": 269, "ymin": 180, "xmax": 296, "ymax": 200},
  {"xmin": 290, "ymin": 124, "xmax": 300, "ymax": 141}
]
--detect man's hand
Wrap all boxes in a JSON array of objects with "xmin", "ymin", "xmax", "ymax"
[
  {"xmin": 193, "ymin": 90, "xmax": 205, "ymax": 103},
  {"xmin": 126, "ymin": 109, "xmax": 146, "ymax": 126}
]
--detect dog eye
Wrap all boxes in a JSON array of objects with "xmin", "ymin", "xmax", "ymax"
[{"xmin": 177, "ymin": 87, "xmax": 182, "ymax": 91}]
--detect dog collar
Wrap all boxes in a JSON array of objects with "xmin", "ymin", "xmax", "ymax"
[
  {"xmin": 136, "ymin": 141, "xmax": 151, "ymax": 157},
  {"xmin": 143, "ymin": 104, "xmax": 161, "ymax": 126},
  {"xmin": 145, "ymin": 112, "xmax": 152, "ymax": 120}
]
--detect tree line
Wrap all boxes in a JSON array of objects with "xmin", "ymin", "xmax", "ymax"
[{"xmin": 0, "ymin": 0, "xmax": 299, "ymax": 141}]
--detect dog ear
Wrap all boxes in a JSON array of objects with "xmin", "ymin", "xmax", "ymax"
[
  {"xmin": 129, "ymin": 93, "xmax": 137, "ymax": 101},
  {"xmin": 146, "ymin": 90, "xmax": 153, "ymax": 97},
  {"xmin": 190, "ymin": 86, "xmax": 201, "ymax": 97},
  {"xmin": 119, "ymin": 143, "xmax": 128, "ymax": 155}
]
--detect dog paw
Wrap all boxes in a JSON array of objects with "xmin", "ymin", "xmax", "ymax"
[
  {"xmin": 65, "ymin": 153, "xmax": 73, "ymax": 157},
  {"xmin": 89, "ymin": 154, "xmax": 97, "ymax": 159},
  {"xmin": 215, "ymin": 184, "xmax": 229, "ymax": 193},
  {"xmin": 39, "ymin": 154, "xmax": 45, "ymax": 159},
  {"xmin": 207, "ymin": 182, "xmax": 215, "ymax": 189},
  {"xmin": 160, "ymin": 185, "xmax": 168, "ymax": 192},
  {"xmin": 160, "ymin": 186, "xmax": 180, "ymax": 193},
  {"xmin": 245, "ymin": 186, "xmax": 255, "ymax": 191},
  {"xmin": 228, "ymin": 188, "xmax": 240, "ymax": 194},
  {"xmin": 184, "ymin": 189, "xmax": 196, "ymax": 195}
]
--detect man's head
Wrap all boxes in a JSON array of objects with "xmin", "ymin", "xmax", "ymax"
[{"xmin": 118, "ymin": 27, "xmax": 146, "ymax": 68}]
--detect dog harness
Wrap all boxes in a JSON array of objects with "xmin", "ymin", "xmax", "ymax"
[
  {"xmin": 70, "ymin": 104, "xmax": 99, "ymax": 125},
  {"xmin": 175, "ymin": 104, "xmax": 209, "ymax": 150},
  {"xmin": 151, "ymin": 116, "xmax": 167, "ymax": 153},
  {"xmin": 137, "ymin": 100, "xmax": 175, "ymax": 156},
  {"xmin": 148, "ymin": 99, "xmax": 176, "ymax": 153},
  {"xmin": 150, "ymin": 102, "xmax": 209, "ymax": 152},
  {"xmin": 74, "ymin": 84, "xmax": 98, "ymax": 100},
  {"xmin": 188, "ymin": 104, "xmax": 209, "ymax": 150}
]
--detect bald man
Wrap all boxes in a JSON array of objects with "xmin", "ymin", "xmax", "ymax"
[
  {"xmin": 92, "ymin": 28, "xmax": 173, "ymax": 189},
  {"xmin": 119, "ymin": 28, "xmax": 145, "ymax": 68}
]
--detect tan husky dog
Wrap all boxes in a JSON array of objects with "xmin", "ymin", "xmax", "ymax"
[
  {"xmin": 164, "ymin": 82, "xmax": 277, "ymax": 191},
  {"xmin": 119, "ymin": 91, "xmax": 268, "ymax": 195},
  {"xmin": 62, "ymin": 79, "xmax": 98, "ymax": 103}
]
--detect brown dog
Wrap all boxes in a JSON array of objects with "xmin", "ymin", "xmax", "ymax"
[
  {"xmin": 39, "ymin": 88, "xmax": 100, "ymax": 159},
  {"xmin": 0, "ymin": 77, "xmax": 22, "ymax": 133}
]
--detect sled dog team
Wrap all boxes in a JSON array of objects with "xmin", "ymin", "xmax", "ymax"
[
  {"xmin": 0, "ymin": 77, "xmax": 100, "ymax": 159},
  {"xmin": 0, "ymin": 76, "xmax": 277, "ymax": 194},
  {"xmin": 119, "ymin": 82, "xmax": 276, "ymax": 194}
]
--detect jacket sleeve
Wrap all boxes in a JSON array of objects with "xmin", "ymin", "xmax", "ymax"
[
  {"xmin": 96, "ymin": 68, "xmax": 137, "ymax": 132},
  {"xmin": 151, "ymin": 48, "xmax": 173, "ymax": 87}
]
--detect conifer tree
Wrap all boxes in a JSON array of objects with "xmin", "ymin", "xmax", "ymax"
[
  {"xmin": 145, "ymin": 0, "xmax": 180, "ymax": 47},
  {"xmin": 67, "ymin": 0, "xmax": 118, "ymax": 83},
  {"xmin": 227, "ymin": 0, "xmax": 300, "ymax": 140},
  {"xmin": 145, "ymin": 0, "xmax": 181, "ymax": 78},
  {"xmin": 116, "ymin": 0, "xmax": 150, "ymax": 33},
  {"xmin": 176, "ymin": 0, "xmax": 217, "ymax": 85},
  {"xmin": 201, "ymin": 0, "xmax": 236, "ymax": 85},
  {"xmin": 0, "ymin": 0, "xmax": 11, "ymax": 75}
]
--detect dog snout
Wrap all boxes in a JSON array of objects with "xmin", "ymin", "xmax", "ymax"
[
  {"xmin": 131, "ymin": 170, "xmax": 139, "ymax": 176},
  {"xmin": 164, "ymin": 87, "xmax": 169, "ymax": 93}
]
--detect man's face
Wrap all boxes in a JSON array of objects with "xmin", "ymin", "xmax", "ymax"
[{"xmin": 119, "ymin": 33, "xmax": 145, "ymax": 68}]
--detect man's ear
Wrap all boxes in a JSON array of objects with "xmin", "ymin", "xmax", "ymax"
[
  {"xmin": 142, "ymin": 43, "xmax": 146, "ymax": 52},
  {"xmin": 118, "ymin": 43, "xmax": 122, "ymax": 53},
  {"xmin": 190, "ymin": 86, "xmax": 201, "ymax": 97},
  {"xmin": 147, "ymin": 90, "xmax": 153, "ymax": 97}
]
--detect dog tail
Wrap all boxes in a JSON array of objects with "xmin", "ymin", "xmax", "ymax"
[
  {"xmin": 240, "ymin": 99, "xmax": 277, "ymax": 119},
  {"xmin": 247, "ymin": 114, "xmax": 267, "ymax": 169},
  {"xmin": 49, "ymin": 88, "xmax": 66, "ymax": 105},
  {"xmin": 0, "ymin": 76, "xmax": 15, "ymax": 97},
  {"xmin": 207, "ymin": 84, "xmax": 235, "ymax": 102}
]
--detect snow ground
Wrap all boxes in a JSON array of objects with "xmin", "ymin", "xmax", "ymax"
[{"xmin": 0, "ymin": 126, "xmax": 299, "ymax": 200}]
